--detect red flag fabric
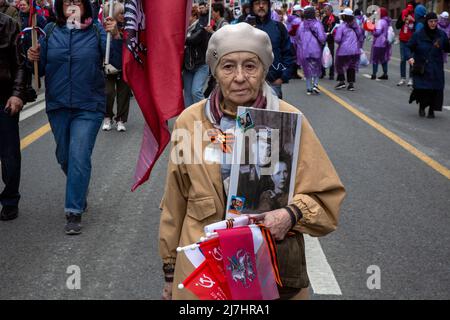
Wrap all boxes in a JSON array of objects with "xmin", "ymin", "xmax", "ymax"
[
  {"xmin": 123, "ymin": 0, "xmax": 190, "ymax": 191},
  {"xmin": 199, "ymin": 237, "xmax": 232, "ymax": 298},
  {"xmin": 217, "ymin": 226, "xmax": 263, "ymax": 300},
  {"xmin": 182, "ymin": 260, "xmax": 230, "ymax": 300}
]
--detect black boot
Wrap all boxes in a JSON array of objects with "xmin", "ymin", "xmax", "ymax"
[
  {"xmin": 0, "ymin": 206, "xmax": 19, "ymax": 221},
  {"xmin": 378, "ymin": 74, "xmax": 388, "ymax": 80},
  {"xmin": 419, "ymin": 105, "xmax": 426, "ymax": 117},
  {"xmin": 427, "ymin": 109, "xmax": 435, "ymax": 118}
]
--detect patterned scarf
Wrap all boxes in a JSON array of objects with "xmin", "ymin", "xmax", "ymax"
[{"xmin": 206, "ymin": 87, "xmax": 267, "ymax": 127}]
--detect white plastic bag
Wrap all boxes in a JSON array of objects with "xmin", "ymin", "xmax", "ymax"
[
  {"xmin": 359, "ymin": 48, "xmax": 369, "ymax": 67},
  {"xmin": 322, "ymin": 44, "xmax": 333, "ymax": 69},
  {"xmin": 387, "ymin": 26, "xmax": 396, "ymax": 45}
]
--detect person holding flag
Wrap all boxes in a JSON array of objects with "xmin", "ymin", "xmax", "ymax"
[
  {"xmin": 159, "ymin": 22, "xmax": 346, "ymax": 300},
  {"xmin": 26, "ymin": 0, "xmax": 119, "ymax": 235}
]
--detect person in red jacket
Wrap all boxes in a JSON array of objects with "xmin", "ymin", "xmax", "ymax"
[{"xmin": 396, "ymin": 3, "xmax": 415, "ymax": 86}]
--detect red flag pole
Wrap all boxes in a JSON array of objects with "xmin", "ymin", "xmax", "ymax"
[{"xmin": 31, "ymin": 12, "xmax": 39, "ymax": 91}]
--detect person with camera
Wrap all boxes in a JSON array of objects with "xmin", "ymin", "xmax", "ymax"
[
  {"xmin": 407, "ymin": 12, "xmax": 450, "ymax": 118},
  {"xmin": 0, "ymin": 12, "xmax": 27, "ymax": 221}
]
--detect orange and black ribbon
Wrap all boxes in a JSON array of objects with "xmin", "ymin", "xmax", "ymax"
[
  {"xmin": 259, "ymin": 225, "xmax": 283, "ymax": 287},
  {"xmin": 207, "ymin": 129, "xmax": 235, "ymax": 154}
]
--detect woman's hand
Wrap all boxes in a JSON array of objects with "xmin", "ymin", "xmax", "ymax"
[
  {"xmin": 162, "ymin": 281, "xmax": 173, "ymax": 300},
  {"xmin": 27, "ymin": 44, "xmax": 40, "ymax": 62},
  {"xmin": 261, "ymin": 208, "xmax": 292, "ymax": 241},
  {"xmin": 408, "ymin": 58, "xmax": 415, "ymax": 66},
  {"xmin": 104, "ymin": 17, "xmax": 119, "ymax": 39}
]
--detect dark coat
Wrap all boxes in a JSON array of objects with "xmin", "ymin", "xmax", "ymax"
[
  {"xmin": 406, "ymin": 28, "xmax": 450, "ymax": 90},
  {"xmin": 0, "ymin": 13, "xmax": 27, "ymax": 104}
]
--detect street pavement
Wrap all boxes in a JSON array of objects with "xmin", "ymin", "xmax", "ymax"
[{"xmin": 0, "ymin": 41, "xmax": 449, "ymax": 300}]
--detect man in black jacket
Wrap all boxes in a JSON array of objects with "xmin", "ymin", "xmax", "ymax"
[{"xmin": 0, "ymin": 12, "xmax": 27, "ymax": 221}]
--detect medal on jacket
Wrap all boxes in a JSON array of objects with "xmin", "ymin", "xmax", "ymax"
[{"xmin": 207, "ymin": 129, "xmax": 234, "ymax": 154}]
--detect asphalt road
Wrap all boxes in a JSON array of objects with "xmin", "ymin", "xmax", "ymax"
[{"xmin": 0, "ymin": 40, "xmax": 449, "ymax": 300}]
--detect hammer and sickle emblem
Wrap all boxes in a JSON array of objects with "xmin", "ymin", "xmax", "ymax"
[{"xmin": 197, "ymin": 274, "xmax": 215, "ymax": 289}]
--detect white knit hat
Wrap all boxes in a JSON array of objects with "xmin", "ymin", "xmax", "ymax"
[
  {"xmin": 440, "ymin": 11, "xmax": 449, "ymax": 19},
  {"xmin": 339, "ymin": 8, "xmax": 354, "ymax": 16},
  {"xmin": 206, "ymin": 23, "xmax": 274, "ymax": 76}
]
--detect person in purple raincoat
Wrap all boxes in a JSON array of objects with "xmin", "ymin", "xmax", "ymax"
[
  {"xmin": 438, "ymin": 11, "xmax": 450, "ymax": 63},
  {"xmin": 334, "ymin": 8, "xmax": 364, "ymax": 91},
  {"xmin": 370, "ymin": 7, "xmax": 392, "ymax": 80},
  {"xmin": 297, "ymin": 6, "xmax": 326, "ymax": 95},
  {"xmin": 286, "ymin": 5, "xmax": 303, "ymax": 78}
]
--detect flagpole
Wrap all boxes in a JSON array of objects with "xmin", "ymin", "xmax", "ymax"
[
  {"xmin": 31, "ymin": 9, "xmax": 39, "ymax": 91},
  {"xmin": 208, "ymin": 0, "xmax": 212, "ymax": 26},
  {"xmin": 104, "ymin": 0, "xmax": 114, "ymax": 66}
]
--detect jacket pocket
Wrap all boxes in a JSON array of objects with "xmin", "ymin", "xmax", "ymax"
[{"xmin": 186, "ymin": 196, "xmax": 216, "ymax": 221}]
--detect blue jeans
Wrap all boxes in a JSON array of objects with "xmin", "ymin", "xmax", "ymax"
[
  {"xmin": 399, "ymin": 41, "xmax": 411, "ymax": 79},
  {"xmin": 306, "ymin": 77, "xmax": 319, "ymax": 91},
  {"xmin": 47, "ymin": 109, "xmax": 103, "ymax": 215},
  {"xmin": 269, "ymin": 84, "xmax": 283, "ymax": 99},
  {"xmin": 373, "ymin": 63, "xmax": 388, "ymax": 75},
  {"xmin": 183, "ymin": 64, "xmax": 209, "ymax": 108}
]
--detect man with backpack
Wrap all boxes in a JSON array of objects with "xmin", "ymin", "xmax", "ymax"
[{"xmin": 249, "ymin": 0, "xmax": 295, "ymax": 99}]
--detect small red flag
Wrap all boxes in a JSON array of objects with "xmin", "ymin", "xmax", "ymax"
[{"xmin": 182, "ymin": 260, "xmax": 230, "ymax": 300}]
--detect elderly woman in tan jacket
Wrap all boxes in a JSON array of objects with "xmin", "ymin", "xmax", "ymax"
[{"xmin": 159, "ymin": 23, "xmax": 346, "ymax": 300}]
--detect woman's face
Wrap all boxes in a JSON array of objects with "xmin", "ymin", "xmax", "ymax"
[
  {"xmin": 271, "ymin": 161, "xmax": 288, "ymax": 193},
  {"xmin": 19, "ymin": 0, "xmax": 29, "ymax": 13},
  {"xmin": 215, "ymin": 52, "xmax": 265, "ymax": 110},
  {"xmin": 63, "ymin": 0, "xmax": 85, "ymax": 18},
  {"xmin": 428, "ymin": 18, "xmax": 438, "ymax": 30},
  {"xmin": 116, "ymin": 10, "xmax": 125, "ymax": 23}
]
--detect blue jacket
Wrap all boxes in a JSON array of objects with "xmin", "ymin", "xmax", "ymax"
[
  {"xmin": 251, "ymin": 11, "xmax": 295, "ymax": 83},
  {"xmin": 414, "ymin": 5, "xmax": 426, "ymax": 33},
  {"xmin": 38, "ymin": 21, "xmax": 107, "ymax": 113},
  {"xmin": 406, "ymin": 28, "xmax": 450, "ymax": 90}
]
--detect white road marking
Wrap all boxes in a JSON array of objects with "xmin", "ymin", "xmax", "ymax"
[
  {"xmin": 443, "ymin": 106, "xmax": 450, "ymax": 111},
  {"xmin": 304, "ymin": 234, "xmax": 342, "ymax": 295},
  {"xmin": 19, "ymin": 100, "xmax": 45, "ymax": 122}
]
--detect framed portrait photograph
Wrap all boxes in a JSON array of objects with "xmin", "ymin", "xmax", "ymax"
[{"xmin": 226, "ymin": 107, "xmax": 302, "ymax": 218}]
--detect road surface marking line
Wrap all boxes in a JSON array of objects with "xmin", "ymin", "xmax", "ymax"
[
  {"xmin": 20, "ymin": 123, "xmax": 51, "ymax": 150},
  {"xmin": 319, "ymin": 85, "xmax": 450, "ymax": 180},
  {"xmin": 304, "ymin": 235, "xmax": 342, "ymax": 295},
  {"xmin": 444, "ymin": 106, "xmax": 450, "ymax": 111},
  {"xmin": 363, "ymin": 50, "xmax": 450, "ymax": 73},
  {"xmin": 20, "ymin": 101, "xmax": 45, "ymax": 122}
]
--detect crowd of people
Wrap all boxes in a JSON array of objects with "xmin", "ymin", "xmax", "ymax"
[
  {"xmin": 0, "ymin": 0, "xmax": 129, "ymax": 234},
  {"xmin": 185, "ymin": 0, "xmax": 450, "ymax": 117},
  {"xmin": 0, "ymin": 0, "xmax": 449, "ymax": 301}
]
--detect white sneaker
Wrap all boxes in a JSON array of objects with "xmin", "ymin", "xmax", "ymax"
[
  {"xmin": 407, "ymin": 79, "xmax": 413, "ymax": 87},
  {"xmin": 117, "ymin": 121, "xmax": 126, "ymax": 132},
  {"xmin": 102, "ymin": 118, "xmax": 112, "ymax": 131},
  {"xmin": 397, "ymin": 79, "xmax": 406, "ymax": 86}
]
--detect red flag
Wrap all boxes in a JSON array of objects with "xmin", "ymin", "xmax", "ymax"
[
  {"xmin": 182, "ymin": 260, "xmax": 230, "ymax": 300},
  {"xmin": 199, "ymin": 237, "xmax": 232, "ymax": 298},
  {"xmin": 217, "ymin": 226, "xmax": 263, "ymax": 300},
  {"xmin": 123, "ymin": 0, "xmax": 191, "ymax": 191}
]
